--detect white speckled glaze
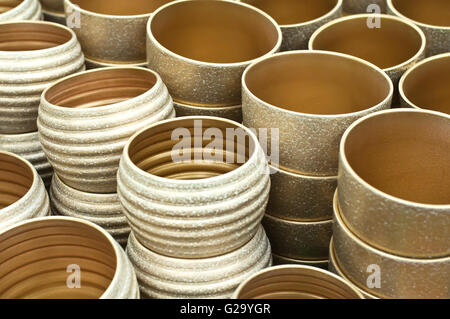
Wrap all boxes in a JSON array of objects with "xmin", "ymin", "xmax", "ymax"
[{"xmin": 0, "ymin": 0, "xmax": 41, "ymax": 21}]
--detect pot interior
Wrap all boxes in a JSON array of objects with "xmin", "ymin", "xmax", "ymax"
[
  {"xmin": 344, "ymin": 111, "xmax": 450, "ymax": 205},
  {"xmin": 402, "ymin": 55, "xmax": 450, "ymax": 114},
  {"xmin": 310, "ymin": 16, "xmax": 423, "ymax": 69},
  {"xmin": 391, "ymin": 0, "xmax": 450, "ymax": 27},
  {"xmin": 0, "ymin": 219, "xmax": 117, "ymax": 299},
  {"xmin": 0, "ymin": 153, "xmax": 33, "ymax": 210},
  {"xmin": 241, "ymin": 0, "xmax": 338, "ymax": 25},
  {"xmin": 0, "ymin": 0, "xmax": 21, "ymax": 14},
  {"xmin": 150, "ymin": 0, "xmax": 280, "ymax": 63},
  {"xmin": 128, "ymin": 118, "xmax": 254, "ymax": 180},
  {"xmin": 244, "ymin": 52, "xmax": 390, "ymax": 115},
  {"xmin": 70, "ymin": 0, "xmax": 172, "ymax": 16},
  {"xmin": 45, "ymin": 68, "xmax": 157, "ymax": 108}
]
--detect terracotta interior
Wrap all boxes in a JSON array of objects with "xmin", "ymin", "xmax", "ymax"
[
  {"xmin": 128, "ymin": 118, "xmax": 253, "ymax": 180},
  {"xmin": 0, "ymin": 153, "xmax": 33, "ymax": 210},
  {"xmin": 391, "ymin": 0, "xmax": 450, "ymax": 27},
  {"xmin": 0, "ymin": 219, "xmax": 116, "ymax": 299},
  {"xmin": 235, "ymin": 267, "xmax": 361, "ymax": 299},
  {"xmin": 402, "ymin": 56, "xmax": 450, "ymax": 114},
  {"xmin": 45, "ymin": 68, "xmax": 157, "ymax": 108},
  {"xmin": 344, "ymin": 111, "xmax": 450, "ymax": 205},
  {"xmin": 0, "ymin": 0, "xmax": 21, "ymax": 14},
  {"xmin": 245, "ymin": 53, "xmax": 390, "ymax": 115},
  {"xmin": 70, "ymin": 0, "xmax": 172, "ymax": 15},
  {"xmin": 0, "ymin": 22, "xmax": 71, "ymax": 51},
  {"xmin": 242, "ymin": 0, "xmax": 338, "ymax": 25},
  {"xmin": 150, "ymin": 0, "xmax": 280, "ymax": 63},
  {"xmin": 310, "ymin": 16, "xmax": 423, "ymax": 69}
]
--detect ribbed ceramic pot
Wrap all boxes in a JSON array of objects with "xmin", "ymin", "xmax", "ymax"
[
  {"xmin": 343, "ymin": 0, "xmax": 386, "ymax": 14},
  {"xmin": 127, "ymin": 225, "xmax": 272, "ymax": 299},
  {"xmin": 38, "ymin": 67, "xmax": 175, "ymax": 194},
  {"xmin": 232, "ymin": 265, "xmax": 364, "ymax": 299},
  {"xmin": 272, "ymin": 253, "xmax": 328, "ymax": 270},
  {"xmin": 118, "ymin": 116, "xmax": 270, "ymax": 258},
  {"xmin": 50, "ymin": 174, "xmax": 130, "ymax": 246},
  {"xmin": 0, "ymin": 21, "xmax": 84, "ymax": 134},
  {"xmin": 0, "ymin": 151, "xmax": 49, "ymax": 231},
  {"xmin": 262, "ymin": 213, "xmax": 332, "ymax": 260},
  {"xmin": 0, "ymin": 132, "xmax": 53, "ymax": 188},
  {"xmin": 41, "ymin": 0, "xmax": 65, "ymax": 24},
  {"xmin": 309, "ymin": 14, "xmax": 426, "ymax": 89},
  {"xmin": 147, "ymin": 0, "xmax": 282, "ymax": 107},
  {"xmin": 174, "ymin": 101, "xmax": 243, "ymax": 124},
  {"xmin": 387, "ymin": 0, "xmax": 450, "ymax": 57},
  {"xmin": 338, "ymin": 109, "xmax": 450, "ymax": 258},
  {"xmin": 399, "ymin": 53, "xmax": 450, "ymax": 115},
  {"xmin": 333, "ymin": 197, "xmax": 450, "ymax": 299},
  {"xmin": 0, "ymin": 216, "xmax": 139, "ymax": 299},
  {"xmin": 268, "ymin": 165, "xmax": 336, "ymax": 222},
  {"xmin": 0, "ymin": 0, "xmax": 41, "ymax": 21},
  {"xmin": 242, "ymin": 51, "xmax": 393, "ymax": 176},
  {"xmin": 241, "ymin": 0, "xmax": 342, "ymax": 51}
]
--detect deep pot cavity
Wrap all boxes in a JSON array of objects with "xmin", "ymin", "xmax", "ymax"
[
  {"xmin": 389, "ymin": 0, "xmax": 450, "ymax": 27},
  {"xmin": 70, "ymin": 0, "xmax": 172, "ymax": 16}
]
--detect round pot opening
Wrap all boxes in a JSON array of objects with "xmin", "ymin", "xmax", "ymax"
[
  {"xmin": 70, "ymin": 0, "xmax": 173, "ymax": 16},
  {"xmin": 244, "ymin": 52, "xmax": 390, "ymax": 115},
  {"xmin": 128, "ymin": 118, "xmax": 256, "ymax": 180},
  {"xmin": 0, "ymin": 0, "xmax": 22, "ymax": 14},
  {"xmin": 310, "ymin": 16, "xmax": 424, "ymax": 70},
  {"xmin": 45, "ymin": 68, "xmax": 157, "ymax": 108},
  {"xmin": 241, "ymin": 0, "xmax": 338, "ymax": 25},
  {"xmin": 0, "ymin": 153, "xmax": 33, "ymax": 210},
  {"xmin": 0, "ymin": 22, "xmax": 72, "ymax": 51},
  {"xmin": 150, "ymin": 0, "xmax": 280, "ymax": 64},
  {"xmin": 343, "ymin": 111, "xmax": 450, "ymax": 205},
  {"xmin": 390, "ymin": 0, "xmax": 450, "ymax": 27},
  {"xmin": 0, "ymin": 218, "xmax": 117, "ymax": 299}
]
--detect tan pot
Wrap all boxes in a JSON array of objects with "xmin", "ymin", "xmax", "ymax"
[
  {"xmin": 272, "ymin": 253, "xmax": 328, "ymax": 270},
  {"xmin": 174, "ymin": 101, "xmax": 243, "ymax": 123},
  {"xmin": 0, "ymin": 21, "xmax": 84, "ymax": 134},
  {"xmin": 0, "ymin": 0, "xmax": 41, "ymax": 21},
  {"xmin": 399, "ymin": 53, "xmax": 450, "ymax": 115},
  {"xmin": 118, "ymin": 116, "xmax": 270, "ymax": 258},
  {"xmin": 343, "ymin": 0, "xmax": 386, "ymax": 14},
  {"xmin": 0, "ymin": 216, "xmax": 139, "ymax": 298},
  {"xmin": 241, "ymin": 0, "xmax": 343, "ymax": 51},
  {"xmin": 242, "ymin": 51, "xmax": 393, "ymax": 176},
  {"xmin": 232, "ymin": 265, "xmax": 364, "ymax": 299},
  {"xmin": 338, "ymin": 109, "xmax": 450, "ymax": 258},
  {"xmin": 0, "ymin": 151, "xmax": 49, "ymax": 230},
  {"xmin": 387, "ymin": 0, "xmax": 450, "ymax": 56},
  {"xmin": 41, "ymin": 0, "xmax": 65, "ymax": 24},
  {"xmin": 38, "ymin": 67, "xmax": 174, "ymax": 193},
  {"xmin": 147, "ymin": 0, "xmax": 281, "ymax": 107},
  {"xmin": 50, "ymin": 174, "xmax": 130, "ymax": 246},
  {"xmin": 126, "ymin": 225, "xmax": 272, "ymax": 299}
]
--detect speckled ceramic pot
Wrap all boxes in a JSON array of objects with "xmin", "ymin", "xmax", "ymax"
[
  {"xmin": 0, "ymin": 0, "xmax": 41, "ymax": 21},
  {"xmin": 174, "ymin": 101, "xmax": 243, "ymax": 123},
  {"xmin": 41, "ymin": 0, "xmax": 65, "ymax": 23},
  {"xmin": 272, "ymin": 253, "xmax": 328, "ymax": 270}
]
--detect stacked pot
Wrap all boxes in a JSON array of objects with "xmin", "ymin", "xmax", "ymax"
[
  {"xmin": 117, "ymin": 116, "xmax": 273, "ymax": 298},
  {"xmin": 0, "ymin": 21, "xmax": 85, "ymax": 187},
  {"xmin": 40, "ymin": 0, "xmax": 65, "ymax": 24},
  {"xmin": 242, "ymin": 50, "xmax": 393, "ymax": 268},
  {"xmin": 37, "ymin": 67, "xmax": 175, "ymax": 246},
  {"xmin": 331, "ymin": 109, "xmax": 450, "ymax": 299},
  {"xmin": 146, "ymin": 0, "xmax": 281, "ymax": 122}
]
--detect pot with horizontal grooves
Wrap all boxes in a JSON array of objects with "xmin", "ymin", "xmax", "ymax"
[
  {"xmin": 117, "ymin": 116, "xmax": 271, "ymax": 258},
  {"xmin": 242, "ymin": 51, "xmax": 393, "ymax": 176},
  {"xmin": 338, "ymin": 109, "xmax": 450, "ymax": 258},
  {"xmin": 50, "ymin": 174, "xmax": 130, "ymax": 246},
  {"xmin": 272, "ymin": 253, "xmax": 328, "ymax": 269},
  {"xmin": 240, "ymin": 0, "xmax": 343, "ymax": 51},
  {"xmin": 333, "ymin": 195, "xmax": 450, "ymax": 299},
  {"xmin": 399, "ymin": 53, "xmax": 450, "ymax": 115},
  {"xmin": 126, "ymin": 225, "xmax": 272, "ymax": 299},
  {"xmin": 0, "ymin": 216, "xmax": 139, "ymax": 298},
  {"xmin": 0, "ymin": 151, "xmax": 49, "ymax": 231},
  {"xmin": 174, "ymin": 101, "xmax": 243, "ymax": 124},
  {"xmin": 342, "ymin": 0, "xmax": 386, "ymax": 14},
  {"xmin": 0, "ymin": 0, "xmax": 41, "ymax": 21},
  {"xmin": 387, "ymin": 0, "xmax": 450, "ymax": 56},
  {"xmin": 0, "ymin": 131, "xmax": 53, "ymax": 188},
  {"xmin": 0, "ymin": 21, "xmax": 84, "ymax": 134},
  {"xmin": 38, "ymin": 67, "xmax": 174, "ymax": 193},
  {"xmin": 232, "ymin": 265, "xmax": 364, "ymax": 299},
  {"xmin": 147, "ymin": 0, "xmax": 282, "ymax": 107}
]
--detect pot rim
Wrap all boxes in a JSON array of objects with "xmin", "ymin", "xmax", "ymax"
[
  {"xmin": 399, "ymin": 52, "xmax": 450, "ymax": 112},
  {"xmin": 265, "ymin": 213, "xmax": 333, "ymax": 226},
  {"xmin": 174, "ymin": 100, "xmax": 242, "ymax": 110},
  {"xmin": 242, "ymin": 50, "xmax": 394, "ymax": 119},
  {"xmin": 272, "ymin": 253, "xmax": 329, "ymax": 265},
  {"xmin": 308, "ymin": 13, "xmax": 427, "ymax": 72},
  {"xmin": 339, "ymin": 108, "xmax": 450, "ymax": 209},
  {"xmin": 387, "ymin": 0, "xmax": 450, "ymax": 30},
  {"xmin": 270, "ymin": 163, "xmax": 337, "ymax": 180},
  {"xmin": 0, "ymin": 0, "xmax": 34, "ymax": 17},
  {"xmin": 146, "ymin": 0, "xmax": 282, "ymax": 68},
  {"xmin": 64, "ymin": 0, "xmax": 155, "ymax": 19}
]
